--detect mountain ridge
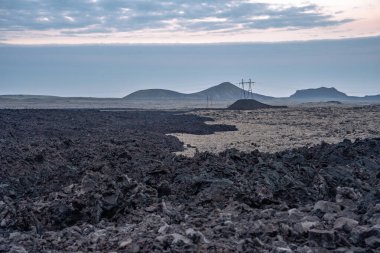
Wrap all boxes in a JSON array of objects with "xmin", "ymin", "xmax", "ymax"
[
  {"xmin": 123, "ymin": 82, "xmax": 379, "ymax": 103},
  {"xmin": 124, "ymin": 82, "xmax": 273, "ymax": 101},
  {"xmin": 1, "ymin": 82, "xmax": 379, "ymax": 104}
]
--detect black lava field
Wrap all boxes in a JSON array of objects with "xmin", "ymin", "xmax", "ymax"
[{"xmin": 0, "ymin": 109, "xmax": 379, "ymax": 252}]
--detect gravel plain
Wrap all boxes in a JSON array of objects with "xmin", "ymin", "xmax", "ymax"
[{"xmin": 171, "ymin": 105, "xmax": 380, "ymax": 156}]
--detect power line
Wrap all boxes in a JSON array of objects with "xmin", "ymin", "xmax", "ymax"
[{"xmin": 237, "ymin": 78, "xmax": 255, "ymax": 99}]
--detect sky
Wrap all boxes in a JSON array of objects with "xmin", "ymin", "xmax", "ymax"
[
  {"xmin": 0, "ymin": 0, "xmax": 379, "ymax": 97},
  {"xmin": 1, "ymin": 0, "xmax": 380, "ymax": 44}
]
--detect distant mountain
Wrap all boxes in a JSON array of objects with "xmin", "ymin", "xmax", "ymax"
[
  {"xmin": 290, "ymin": 87, "xmax": 347, "ymax": 101},
  {"xmin": 124, "ymin": 89, "xmax": 195, "ymax": 100},
  {"xmin": 124, "ymin": 83, "xmax": 380, "ymax": 104},
  {"xmin": 124, "ymin": 82, "xmax": 273, "ymax": 101},
  {"xmin": 2, "ymin": 83, "xmax": 379, "ymax": 106},
  {"xmin": 193, "ymin": 82, "xmax": 242, "ymax": 100},
  {"xmin": 193, "ymin": 82, "xmax": 273, "ymax": 101},
  {"xmin": 289, "ymin": 87, "xmax": 380, "ymax": 103}
]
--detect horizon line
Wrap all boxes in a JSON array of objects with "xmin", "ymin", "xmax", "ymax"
[
  {"xmin": 1, "ymin": 84, "xmax": 379, "ymax": 99},
  {"xmin": 1, "ymin": 35, "xmax": 380, "ymax": 47}
]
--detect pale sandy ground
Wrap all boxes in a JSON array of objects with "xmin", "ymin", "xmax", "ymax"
[{"xmin": 170, "ymin": 105, "xmax": 380, "ymax": 156}]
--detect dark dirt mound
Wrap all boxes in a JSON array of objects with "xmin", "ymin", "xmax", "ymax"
[
  {"xmin": 327, "ymin": 100, "xmax": 343, "ymax": 104},
  {"xmin": 0, "ymin": 110, "xmax": 379, "ymax": 252},
  {"xmin": 228, "ymin": 99, "xmax": 284, "ymax": 110}
]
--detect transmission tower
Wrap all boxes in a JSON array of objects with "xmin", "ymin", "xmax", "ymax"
[{"xmin": 237, "ymin": 78, "xmax": 255, "ymax": 99}]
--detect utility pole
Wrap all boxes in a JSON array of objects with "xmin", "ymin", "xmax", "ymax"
[
  {"xmin": 241, "ymin": 78, "xmax": 245, "ymax": 99},
  {"xmin": 248, "ymin": 78, "xmax": 254, "ymax": 99},
  {"xmin": 237, "ymin": 78, "xmax": 255, "ymax": 99}
]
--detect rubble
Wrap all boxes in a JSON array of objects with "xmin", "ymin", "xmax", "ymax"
[{"xmin": 0, "ymin": 109, "xmax": 379, "ymax": 252}]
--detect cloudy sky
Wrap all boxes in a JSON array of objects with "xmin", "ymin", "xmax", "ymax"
[
  {"xmin": 0, "ymin": 0, "xmax": 379, "ymax": 44},
  {"xmin": 0, "ymin": 1, "xmax": 379, "ymax": 97}
]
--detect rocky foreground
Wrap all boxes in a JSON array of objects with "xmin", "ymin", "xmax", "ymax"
[{"xmin": 0, "ymin": 109, "xmax": 379, "ymax": 252}]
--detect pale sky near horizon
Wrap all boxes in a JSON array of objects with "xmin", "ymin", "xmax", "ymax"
[
  {"xmin": 0, "ymin": 1, "xmax": 379, "ymax": 97},
  {"xmin": 0, "ymin": 0, "xmax": 379, "ymax": 44}
]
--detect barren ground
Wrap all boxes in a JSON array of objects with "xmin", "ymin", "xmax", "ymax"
[
  {"xmin": 1, "ymin": 107, "xmax": 379, "ymax": 252},
  {"xmin": 171, "ymin": 105, "xmax": 380, "ymax": 156}
]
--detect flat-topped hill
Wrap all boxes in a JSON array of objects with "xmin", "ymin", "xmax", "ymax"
[{"xmin": 290, "ymin": 87, "xmax": 348, "ymax": 100}]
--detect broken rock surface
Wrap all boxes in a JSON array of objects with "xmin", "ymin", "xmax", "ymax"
[{"xmin": 0, "ymin": 109, "xmax": 379, "ymax": 252}]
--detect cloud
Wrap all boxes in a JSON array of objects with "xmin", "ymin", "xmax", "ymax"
[{"xmin": 0, "ymin": 0, "xmax": 353, "ymax": 35}]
